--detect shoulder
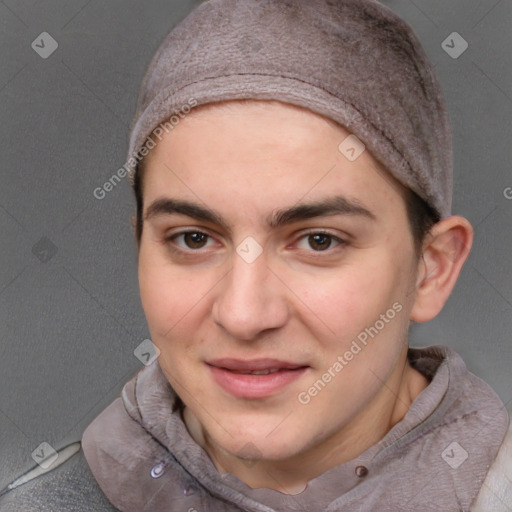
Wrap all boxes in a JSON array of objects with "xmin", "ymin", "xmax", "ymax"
[
  {"xmin": 471, "ymin": 415, "xmax": 512, "ymax": 511},
  {"xmin": 0, "ymin": 444, "xmax": 118, "ymax": 512}
]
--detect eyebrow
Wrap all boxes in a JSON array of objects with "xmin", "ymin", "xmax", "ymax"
[{"xmin": 144, "ymin": 195, "xmax": 376, "ymax": 233}]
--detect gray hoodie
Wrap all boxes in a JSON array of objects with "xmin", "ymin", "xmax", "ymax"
[
  {"xmin": 2, "ymin": 345, "xmax": 509, "ymax": 511},
  {"xmin": 82, "ymin": 345, "xmax": 508, "ymax": 511}
]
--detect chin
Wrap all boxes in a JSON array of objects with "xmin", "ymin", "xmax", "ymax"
[
  {"xmin": 231, "ymin": 438, "xmax": 304, "ymax": 463},
  {"xmin": 209, "ymin": 419, "xmax": 310, "ymax": 462}
]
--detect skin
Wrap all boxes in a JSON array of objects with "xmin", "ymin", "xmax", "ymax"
[{"xmin": 137, "ymin": 100, "xmax": 473, "ymax": 493}]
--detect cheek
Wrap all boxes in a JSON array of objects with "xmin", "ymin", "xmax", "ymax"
[
  {"xmin": 293, "ymin": 259, "xmax": 398, "ymax": 339},
  {"xmin": 137, "ymin": 242, "xmax": 226, "ymax": 374},
  {"xmin": 289, "ymin": 254, "xmax": 411, "ymax": 385},
  {"xmin": 292, "ymin": 262, "xmax": 410, "ymax": 412},
  {"xmin": 138, "ymin": 244, "xmax": 198, "ymax": 339}
]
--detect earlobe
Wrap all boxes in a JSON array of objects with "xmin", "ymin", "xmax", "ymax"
[{"xmin": 410, "ymin": 216, "xmax": 474, "ymax": 323}]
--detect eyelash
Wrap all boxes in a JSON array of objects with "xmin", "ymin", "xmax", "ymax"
[{"xmin": 164, "ymin": 229, "xmax": 347, "ymax": 256}]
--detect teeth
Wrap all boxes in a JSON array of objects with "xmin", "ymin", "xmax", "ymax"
[
  {"xmin": 252, "ymin": 369, "xmax": 280, "ymax": 375},
  {"xmin": 234, "ymin": 368, "xmax": 281, "ymax": 375}
]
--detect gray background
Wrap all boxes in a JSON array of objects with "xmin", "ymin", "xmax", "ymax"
[{"xmin": 1, "ymin": 0, "xmax": 511, "ymax": 491}]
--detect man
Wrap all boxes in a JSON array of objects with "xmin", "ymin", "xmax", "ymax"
[{"xmin": 3, "ymin": 0, "xmax": 511, "ymax": 510}]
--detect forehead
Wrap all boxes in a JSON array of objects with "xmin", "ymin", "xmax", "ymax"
[
  {"xmin": 140, "ymin": 100, "xmax": 408, "ymax": 223},
  {"xmin": 142, "ymin": 100, "xmax": 349, "ymax": 173}
]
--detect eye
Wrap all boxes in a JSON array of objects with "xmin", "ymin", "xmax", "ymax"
[
  {"xmin": 168, "ymin": 230, "xmax": 215, "ymax": 250},
  {"xmin": 295, "ymin": 231, "xmax": 345, "ymax": 252}
]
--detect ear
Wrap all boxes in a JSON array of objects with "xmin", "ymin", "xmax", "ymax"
[{"xmin": 410, "ymin": 215, "xmax": 473, "ymax": 322}]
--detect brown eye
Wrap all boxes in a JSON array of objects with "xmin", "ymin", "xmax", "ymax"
[
  {"xmin": 183, "ymin": 232, "xmax": 208, "ymax": 249},
  {"xmin": 170, "ymin": 231, "xmax": 213, "ymax": 250},
  {"xmin": 295, "ymin": 231, "xmax": 345, "ymax": 253},
  {"xmin": 308, "ymin": 233, "xmax": 333, "ymax": 251}
]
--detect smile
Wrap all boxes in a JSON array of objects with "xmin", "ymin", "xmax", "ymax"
[{"xmin": 207, "ymin": 358, "xmax": 309, "ymax": 399}]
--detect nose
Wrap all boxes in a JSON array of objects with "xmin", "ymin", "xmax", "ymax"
[{"xmin": 212, "ymin": 246, "xmax": 290, "ymax": 341}]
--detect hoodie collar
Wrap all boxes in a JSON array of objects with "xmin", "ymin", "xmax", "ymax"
[{"xmin": 83, "ymin": 346, "xmax": 509, "ymax": 512}]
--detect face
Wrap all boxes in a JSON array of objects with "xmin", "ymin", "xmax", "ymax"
[{"xmin": 138, "ymin": 100, "xmax": 420, "ymax": 465}]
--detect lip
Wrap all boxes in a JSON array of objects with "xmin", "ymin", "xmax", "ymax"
[{"xmin": 207, "ymin": 358, "xmax": 309, "ymax": 399}]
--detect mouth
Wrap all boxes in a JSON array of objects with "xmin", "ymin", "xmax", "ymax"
[
  {"xmin": 207, "ymin": 358, "xmax": 309, "ymax": 399},
  {"xmin": 227, "ymin": 368, "xmax": 290, "ymax": 375}
]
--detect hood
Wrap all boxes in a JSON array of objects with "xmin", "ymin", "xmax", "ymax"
[{"xmin": 82, "ymin": 346, "xmax": 509, "ymax": 512}]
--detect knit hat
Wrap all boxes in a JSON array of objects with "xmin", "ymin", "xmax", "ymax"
[{"xmin": 126, "ymin": 0, "xmax": 452, "ymax": 219}]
